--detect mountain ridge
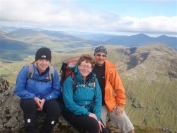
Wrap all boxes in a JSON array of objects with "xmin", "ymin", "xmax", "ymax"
[
  {"xmin": 0, "ymin": 43, "xmax": 176, "ymax": 132},
  {"xmin": 0, "ymin": 28, "xmax": 176, "ymax": 54}
]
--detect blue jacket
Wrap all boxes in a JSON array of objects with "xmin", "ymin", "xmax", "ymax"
[
  {"xmin": 62, "ymin": 66, "xmax": 102, "ymax": 120},
  {"xmin": 14, "ymin": 63, "xmax": 60, "ymax": 101}
]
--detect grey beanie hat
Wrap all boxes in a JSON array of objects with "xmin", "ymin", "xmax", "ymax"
[{"xmin": 94, "ymin": 46, "xmax": 107, "ymax": 55}]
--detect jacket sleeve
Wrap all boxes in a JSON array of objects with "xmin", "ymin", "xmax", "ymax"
[
  {"xmin": 14, "ymin": 66, "xmax": 36, "ymax": 99},
  {"xmin": 92, "ymin": 78, "xmax": 102, "ymax": 120},
  {"xmin": 62, "ymin": 76, "xmax": 90, "ymax": 116},
  {"xmin": 43, "ymin": 69, "xmax": 60, "ymax": 101},
  {"xmin": 110, "ymin": 67, "xmax": 126, "ymax": 106}
]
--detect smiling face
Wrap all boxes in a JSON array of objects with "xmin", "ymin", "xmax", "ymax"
[
  {"xmin": 77, "ymin": 54, "xmax": 95, "ymax": 80},
  {"xmin": 94, "ymin": 52, "xmax": 107, "ymax": 66},
  {"xmin": 36, "ymin": 59, "xmax": 50, "ymax": 74},
  {"xmin": 78, "ymin": 60, "xmax": 93, "ymax": 78}
]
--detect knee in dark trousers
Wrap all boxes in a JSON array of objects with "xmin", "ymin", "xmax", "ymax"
[
  {"xmin": 40, "ymin": 99, "xmax": 61, "ymax": 133},
  {"xmin": 24, "ymin": 114, "xmax": 38, "ymax": 133},
  {"xmin": 40, "ymin": 116, "xmax": 59, "ymax": 133},
  {"xmin": 20, "ymin": 99, "xmax": 38, "ymax": 133},
  {"xmin": 87, "ymin": 118, "xmax": 100, "ymax": 133}
]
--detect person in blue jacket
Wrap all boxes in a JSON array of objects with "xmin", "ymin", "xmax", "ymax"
[
  {"xmin": 14, "ymin": 47, "xmax": 61, "ymax": 133},
  {"xmin": 62, "ymin": 54, "xmax": 108, "ymax": 133}
]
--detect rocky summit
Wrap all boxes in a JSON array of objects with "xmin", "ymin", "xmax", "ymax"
[
  {"xmin": 0, "ymin": 43, "xmax": 177, "ymax": 133},
  {"xmin": 0, "ymin": 77, "xmax": 120, "ymax": 133}
]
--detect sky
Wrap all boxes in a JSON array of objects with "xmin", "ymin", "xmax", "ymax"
[{"xmin": 0, "ymin": 0, "xmax": 177, "ymax": 36}]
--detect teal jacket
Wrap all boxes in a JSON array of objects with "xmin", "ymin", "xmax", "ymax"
[{"xmin": 62, "ymin": 66, "xmax": 102, "ymax": 120}]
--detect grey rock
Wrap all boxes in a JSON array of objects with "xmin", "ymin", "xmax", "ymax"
[{"xmin": 0, "ymin": 77, "xmax": 118, "ymax": 133}]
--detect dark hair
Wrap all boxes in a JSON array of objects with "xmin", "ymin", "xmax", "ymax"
[{"xmin": 78, "ymin": 54, "xmax": 95, "ymax": 68}]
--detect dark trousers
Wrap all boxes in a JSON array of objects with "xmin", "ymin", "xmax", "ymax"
[
  {"xmin": 63, "ymin": 111, "xmax": 109, "ymax": 133},
  {"xmin": 20, "ymin": 98, "xmax": 61, "ymax": 133}
]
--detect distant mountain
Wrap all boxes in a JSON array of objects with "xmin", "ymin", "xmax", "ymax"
[
  {"xmin": 3, "ymin": 28, "xmax": 108, "ymax": 52},
  {"xmin": 107, "ymin": 33, "xmax": 152, "ymax": 46},
  {"xmin": 1, "ymin": 43, "xmax": 177, "ymax": 132},
  {"xmin": 67, "ymin": 32, "xmax": 177, "ymax": 51},
  {"xmin": 155, "ymin": 35, "xmax": 177, "ymax": 51},
  {"xmin": 41, "ymin": 30, "xmax": 84, "ymax": 41},
  {"xmin": 1, "ymin": 28, "xmax": 176, "ymax": 54},
  {"xmin": 89, "ymin": 33, "xmax": 177, "ymax": 50},
  {"xmin": 1, "ymin": 27, "xmax": 177, "ymax": 132},
  {"xmin": 0, "ymin": 26, "xmax": 19, "ymax": 33},
  {"xmin": 0, "ymin": 30, "xmax": 6, "ymax": 35},
  {"xmin": 5, "ymin": 28, "xmax": 43, "ymax": 38},
  {"xmin": 0, "ymin": 35, "xmax": 31, "ymax": 50},
  {"xmin": 41, "ymin": 30, "xmax": 107, "ymax": 47}
]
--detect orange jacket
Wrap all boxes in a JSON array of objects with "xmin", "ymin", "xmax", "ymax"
[{"xmin": 104, "ymin": 60, "xmax": 126, "ymax": 112}]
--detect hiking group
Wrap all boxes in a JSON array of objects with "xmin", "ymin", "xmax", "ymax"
[{"xmin": 14, "ymin": 46, "xmax": 135, "ymax": 133}]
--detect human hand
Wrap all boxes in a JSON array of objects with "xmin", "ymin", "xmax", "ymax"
[
  {"xmin": 40, "ymin": 99, "xmax": 45, "ymax": 109},
  {"xmin": 115, "ymin": 105, "xmax": 124, "ymax": 115},
  {"xmin": 88, "ymin": 113, "xmax": 97, "ymax": 120},
  {"xmin": 98, "ymin": 120, "xmax": 104, "ymax": 132},
  {"xmin": 34, "ymin": 97, "xmax": 45, "ymax": 111}
]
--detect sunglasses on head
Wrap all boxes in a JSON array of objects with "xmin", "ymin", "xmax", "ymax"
[{"xmin": 96, "ymin": 54, "xmax": 107, "ymax": 57}]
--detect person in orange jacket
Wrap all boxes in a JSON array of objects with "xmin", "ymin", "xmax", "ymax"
[{"xmin": 93, "ymin": 46, "xmax": 135, "ymax": 133}]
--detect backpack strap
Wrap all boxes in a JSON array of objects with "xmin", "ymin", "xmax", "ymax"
[
  {"xmin": 27, "ymin": 64, "xmax": 34, "ymax": 82},
  {"xmin": 71, "ymin": 72, "xmax": 77, "ymax": 92},
  {"xmin": 27, "ymin": 64, "xmax": 54, "ymax": 84},
  {"xmin": 49, "ymin": 66, "xmax": 54, "ymax": 84},
  {"xmin": 91, "ymin": 76, "xmax": 96, "ymax": 88},
  {"xmin": 60, "ymin": 62, "xmax": 67, "ymax": 84}
]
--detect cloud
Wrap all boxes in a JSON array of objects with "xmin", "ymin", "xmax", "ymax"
[
  {"xmin": 116, "ymin": 16, "xmax": 177, "ymax": 34},
  {"xmin": 0, "ymin": 0, "xmax": 176, "ymax": 35}
]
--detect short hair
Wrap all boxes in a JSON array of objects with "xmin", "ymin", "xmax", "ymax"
[{"xmin": 78, "ymin": 54, "xmax": 95, "ymax": 68}]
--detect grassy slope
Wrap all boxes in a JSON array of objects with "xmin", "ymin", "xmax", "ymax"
[
  {"xmin": 110, "ymin": 45, "xmax": 177, "ymax": 132},
  {"xmin": 0, "ymin": 45, "xmax": 177, "ymax": 132},
  {"xmin": 0, "ymin": 56, "xmax": 34, "ymax": 86},
  {"xmin": 124, "ymin": 77, "xmax": 177, "ymax": 131}
]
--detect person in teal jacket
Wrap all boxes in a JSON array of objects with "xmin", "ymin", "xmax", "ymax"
[
  {"xmin": 62, "ymin": 54, "xmax": 108, "ymax": 133},
  {"xmin": 14, "ymin": 47, "xmax": 61, "ymax": 133}
]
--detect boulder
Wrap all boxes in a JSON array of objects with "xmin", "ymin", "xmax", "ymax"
[{"xmin": 0, "ymin": 77, "xmax": 119, "ymax": 133}]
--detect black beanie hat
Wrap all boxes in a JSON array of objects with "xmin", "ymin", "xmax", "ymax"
[{"xmin": 35, "ymin": 47, "xmax": 51, "ymax": 62}]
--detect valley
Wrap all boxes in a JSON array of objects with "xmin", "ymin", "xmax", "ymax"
[
  {"xmin": 0, "ymin": 27, "xmax": 177, "ymax": 132},
  {"xmin": 0, "ymin": 44, "xmax": 177, "ymax": 132}
]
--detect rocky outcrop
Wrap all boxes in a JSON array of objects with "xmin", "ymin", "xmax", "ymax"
[
  {"xmin": 0, "ymin": 77, "xmax": 24, "ymax": 132},
  {"xmin": 0, "ymin": 77, "xmax": 119, "ymax": 133}
]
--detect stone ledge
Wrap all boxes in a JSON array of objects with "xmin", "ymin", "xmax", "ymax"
[{"xmin": 0, "ymin": 78, "xmax": 120, "ymax": 133}]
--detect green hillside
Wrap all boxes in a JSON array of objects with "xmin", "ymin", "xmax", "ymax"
[
  {"xmin": 0, "ymin": 49, "xmax": 29, "ymax": 61},
  {"xmin": 0, "ymin": 44, "xmax": 177, "ymax": 132},
  {"xmin": 110, "ymin": 44, "xmax": 177, "ymax": 132}
]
